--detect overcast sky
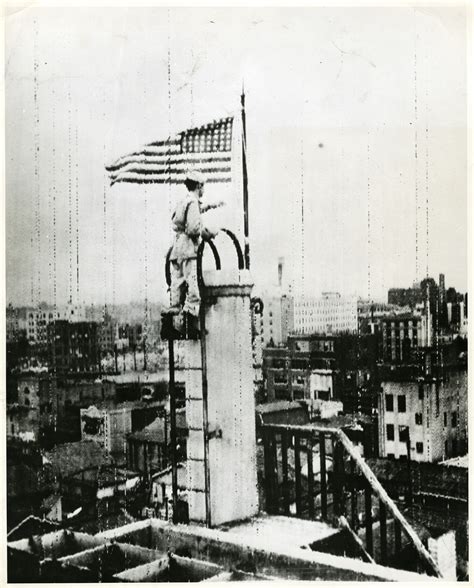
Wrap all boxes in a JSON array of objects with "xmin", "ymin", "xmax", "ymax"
[{"xmin": 5, "ymin": 6, "xmax": 467, "ymax": 307}]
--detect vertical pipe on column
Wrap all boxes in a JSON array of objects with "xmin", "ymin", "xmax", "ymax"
[
  {"xmin": 168, "ymin": 338, "xmax": 178, "ymax": 523},
  {"xmin": 199, "ymin": 305, "xmax": 211, "ymax": 527}
]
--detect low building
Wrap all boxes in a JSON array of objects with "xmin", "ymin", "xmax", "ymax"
[
  {"xmin": 149, "ymin": 463, "xmax": 188, "ymax": 521},
  {"xmin": 42, "ymin": 440, "xmax": 141, "ymax": 525},
  {"xmin": 8, "ymin": 372, "xmax": 56, "ymax": 443},
  {"xmin": 263, "ymin": 333, "xmax": 379, "ymax": 414},
  {"xmin": 80, "ymin": 400, "xmax": 162, "ymax": 462},
  {"xmin": 127, "ymin": 409, "xmax": 188, "ymax": 478},
  {"xmin": 255, "ymin": 400, "xmax": 309, "ymax": 430}
]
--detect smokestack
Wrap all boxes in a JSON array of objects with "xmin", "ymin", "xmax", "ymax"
[{"xmin": 278, "ymin": 257, "xmax": 284, "ymax": 288}]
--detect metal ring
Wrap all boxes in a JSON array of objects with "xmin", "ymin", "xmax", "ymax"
[
  {"xmin": 197, "ymin": 239, "xmax": 221, "ymax": 289},
  {"xmin": 164, "ymin": 229, "xmax": 244, "ymax": 290},
  {"xmin": 251, "ymin": 297, "xmax": 264, "ymax": 315}
]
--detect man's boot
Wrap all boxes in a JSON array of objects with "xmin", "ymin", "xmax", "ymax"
[{"xmin": 161, "ymin": 309, "xmax": 185, "ymax": 340}]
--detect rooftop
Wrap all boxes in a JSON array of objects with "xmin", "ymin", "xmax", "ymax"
[
  {"xmin": 44, "ymin": 440, "xmax": 114, "ymax": 478},
  {"xmin": 128, "ymin": 409, "xmax": 187, "ymax": 443},
  {"xmin": 439, "ymin": 454, "xmax": 469, "ymax": 469},
  {"xmin": 7, "ymin": 517, "xmax": 432, "ymax": 582}
]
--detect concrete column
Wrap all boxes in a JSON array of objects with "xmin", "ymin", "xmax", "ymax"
[
  {"xmin": 202, "ymin": 270, "xmax": 259, "ymax": 526},
  {"xmin": 182, "ymin": 270, "xmax": 259, "ymax": 526}
]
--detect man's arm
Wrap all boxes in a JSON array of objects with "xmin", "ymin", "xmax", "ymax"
[{"xmin": 200, "ymin": 199, "xmax": 225, "ymax": 214}]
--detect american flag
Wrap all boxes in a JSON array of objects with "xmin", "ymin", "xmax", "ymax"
[{"xmin": 106, "ymin": 116, "xmax": 234, "ymax": 185}]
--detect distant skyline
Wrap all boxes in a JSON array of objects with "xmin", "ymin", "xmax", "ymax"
[{"xmin": 6, "ymin": 6, "xmax": 467, "ymax": 306}]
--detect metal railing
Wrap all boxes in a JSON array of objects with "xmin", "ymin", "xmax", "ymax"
[{"xmin": 260, "ymin": 423, "xmax": 442, "ymax": 578}]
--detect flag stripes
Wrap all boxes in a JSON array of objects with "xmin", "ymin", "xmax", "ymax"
[{"xmin": 107, "ymin": 116, "xmax": 234, "ymax": 186}]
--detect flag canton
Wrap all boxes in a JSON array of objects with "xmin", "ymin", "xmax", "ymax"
[{"xmin": 180, "ymin": 117, "xmax": 233, "ymax": 154}]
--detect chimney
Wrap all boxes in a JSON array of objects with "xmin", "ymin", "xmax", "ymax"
[{"xmin": 278, "ymin": 257, "xmax": 284, "ymax": 288}]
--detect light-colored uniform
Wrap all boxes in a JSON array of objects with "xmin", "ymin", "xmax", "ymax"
[{"xmin": 169, "ymin": 192, "xmax": 203, "ymax": 317}]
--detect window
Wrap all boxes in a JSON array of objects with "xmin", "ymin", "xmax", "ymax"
[
  {"xmin": 452, "ymin": 411, "xmax": 458, "ymax": 427},
  {"xmin": 11, "ymin": 423, "xmax": 15, "ymax": 435},
  {"xmin": 24, "ymin": 397, "xmax": 30, "ymax": 406},
  {"xmin": 387, "ymin": 453, "xmax": 395, "ymax": 459},
  {"xmin": 416, "ymin": 442, "xmax": 424, "ymax": 454},
  {"xmin": 415, "ymin": 413, "xmax": 423, "ymax": 425},
  {"xmin": 398, "ymin": 426, "xmax": 409, "ymax": 442},
  {"xmin": 386, "ymin": 424, "xmax": 394, "ymax": 441},
  {"xmin": 444, "ymin": 412, "xmax": 448, "ymax": 427},
  {"xmin": 418, "ymin": 384, "xmax": 424, "ymax": 400},
  {"xmin": 386, "ymin": 394, "xmax": 394, "ymax": 412},
  {"xmin": 445, "ymin": 440, "xmax": 449, "ymax": 455},
  {"xmin": 398, "ymin": 395, "xmax": 406, "ymax": 413}
]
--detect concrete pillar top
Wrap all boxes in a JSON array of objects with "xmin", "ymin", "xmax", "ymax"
[{"xmin": 201, "ymin": 270, "xmax": 254, "ymax": 298}]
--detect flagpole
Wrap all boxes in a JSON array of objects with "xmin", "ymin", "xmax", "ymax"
[{"xmin": 241, "ymin": 84, "xmax": 250, "ymax": 269}]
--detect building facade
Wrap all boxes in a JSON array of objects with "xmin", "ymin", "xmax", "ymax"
[
  {"xmin": 263, "ymin": 333, "xmax": 379, "ymax": 414},
  {"xmin": 378, "ymin": 370, "xmax": 468, "ymax": 462},
  {"xmin": 48, "ymin": 320, "xmax": 100, "ymax": 373},
  {"xmin": 293, "ymin": 293, "xmax": 357, "ymax": 335},
  {"xmin": 80, "ymin": 401, "xmax": 161, "ymax": 461},
  {"xmin": 381, "ymin": 313, "xmax": 432, "ymax": 363}
]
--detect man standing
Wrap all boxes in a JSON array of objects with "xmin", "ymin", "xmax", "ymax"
[{"xmin": 164, "ymin": 170, "xmax": 222, "ymax": 337}]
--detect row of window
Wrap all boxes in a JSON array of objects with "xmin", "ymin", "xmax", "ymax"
[
  {"xmin": 385, "ymin": 394, "xmax": 406, "ymax": 412},
  {"xmin": 386, "ymin": 446, "xmax": 423, "ymax": 458},
  {"xmin": 386, "ymin": 394, "xmax": 458, "ymax": 427},
  {"xmin": 385, "ymin": 425, "xmax": 424, "ymax": 454},
  {"xmin": 386, "ymin": 424, "xmax": 409, "ymax": 441}
]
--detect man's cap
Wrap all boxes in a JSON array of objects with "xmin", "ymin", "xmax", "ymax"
[{"xmin": 185, "ymin": 170, "xmax": 206, "ymax": 185}]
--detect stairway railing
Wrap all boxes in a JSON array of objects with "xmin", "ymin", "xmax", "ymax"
[{"xmin": 260, "ymin": 423, "xmax": 442, "ymax": 578}]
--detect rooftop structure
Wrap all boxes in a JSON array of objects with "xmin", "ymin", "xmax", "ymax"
[{"xmin": 7, "ymin": 517, "xmax": 435, "ymax": 582}]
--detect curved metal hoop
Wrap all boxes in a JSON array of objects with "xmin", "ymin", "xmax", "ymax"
[
  {"xmin": 197, "ymin": 229, "xmax": 245, "ymax": 289},
  {"xmin": 251, "ymin": 297, "xmax": 264, "ymax": 315},
  {"xmin": 220, "ymin": 229, "xmax": 245, "ymax": 271},
  {"xmin": 165, "ymin": 229, "xmax": 245, "ymax": 290}
]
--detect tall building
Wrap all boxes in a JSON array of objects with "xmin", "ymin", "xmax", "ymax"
[
  {"xmin": 381, "ymin": 313, "xmax": 432, "ymax": 363},
  {"xmin": 47, "ymin": 320, "xmax": 100, "ymax": 373},
  {"xmin": 23, "ymin": 304, "xmax": 86, "ymax": 346},
  {"xmin": 293, "ymin": 292, "xmax": 357, "ymax": 335},
  {"xmin": 96, "ymin": 309, "xmax": 117, "ymax": 354},
  {"xmin": 388, "ymin": 286, "xmax": 422, "ymax": 308},
  {"xmin": 260, "ymin": 294, "xmax": 294, "ymax": 346}
]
